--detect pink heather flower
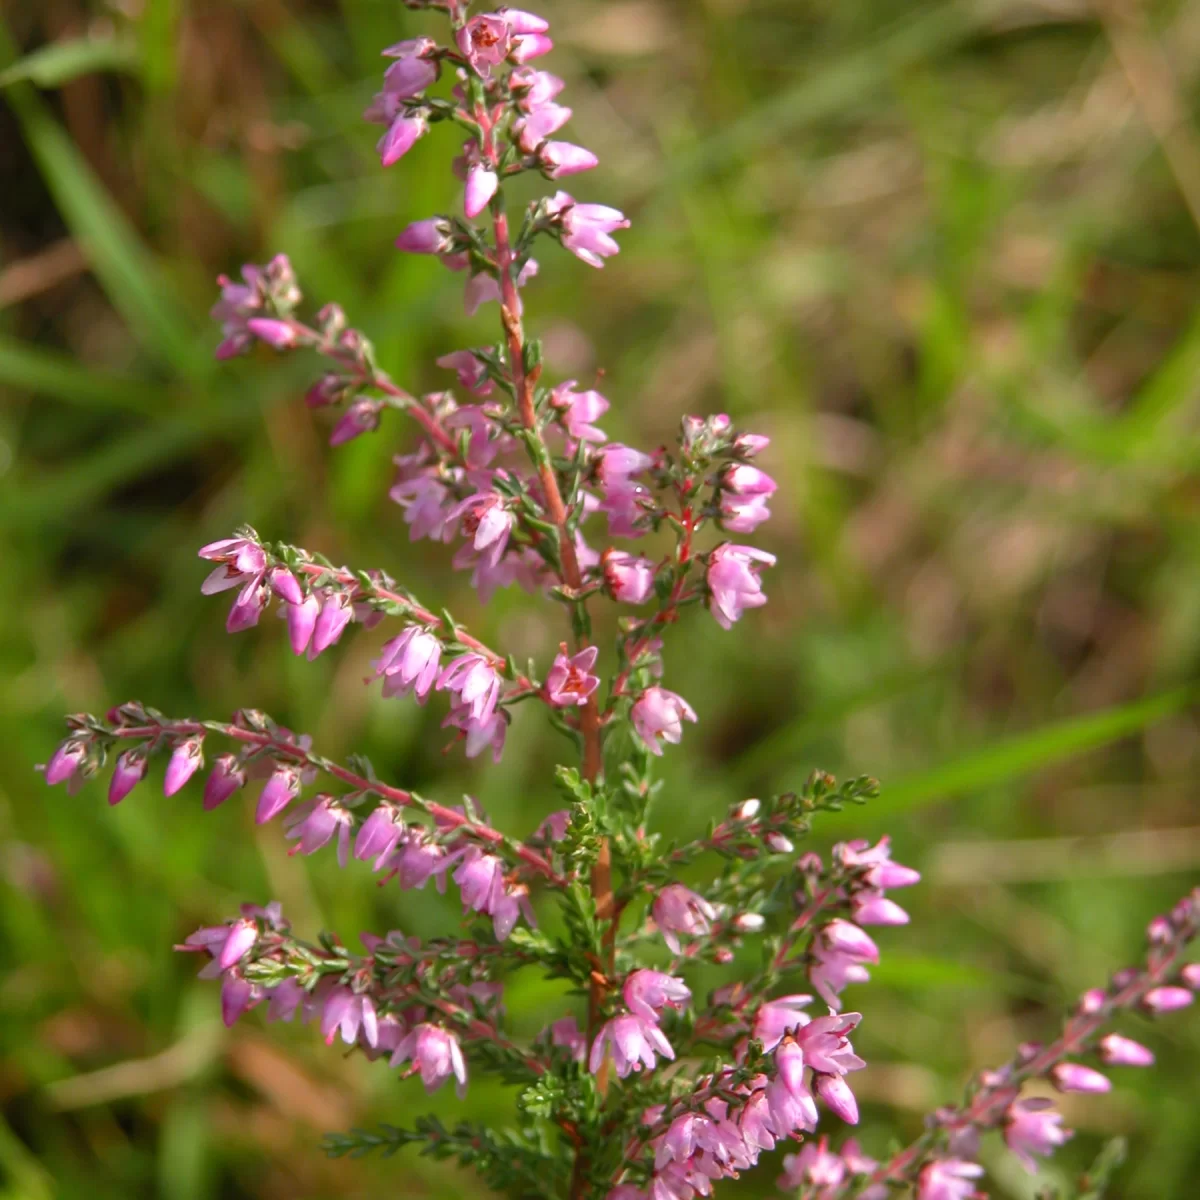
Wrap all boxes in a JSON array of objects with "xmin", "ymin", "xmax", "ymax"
[
  {"xmin": 354, "ymin": 804, "xmax": 405, "ymax": 865},
  {"xmin": 549, "ymin": 1015, "xmax": 587, "ymax": 1062},
  {"xmin": 545, "ymin": 645, "xmax": 600, "ymax": 707},
  {"xmin": 1144, "ymin": 986, "xmax": 1194, "ymax": 1013},
  {"xmin": 1099, "ymin": 1032, "xmax": 1154, "ymax": 1066},
  {"xmin": 456, "ymin": 14, "xmax": 512, "ymax": 75},
  {"xmin": 215, "ymin": 917, "xmax": 259, "ymax": 970},
  {"xmin": 164, "ymin": 737, "xmax": 204, "ymax": 797},
  {"xmin": 652, "ymin": 884, "xmax": 715, "ymax": 953},
  {"xmin": 285, "ymin": 796, "xmax": 354, "ymax": 867},
  {"xmin": 267, "ymin": 566, "xmax": 303, "ymax": 605},
  {"xmin": 1078, "ymin": 987, "xmax": 1107, "ymax": 1014},
  {"xmin": 265, "ymin": 977, "xmax": 306, "ymax": 1024},
  {"xmin": 108, "ymin": 750, "xmax": 146, "ymax": 806},
  {"xmin": 510, "ymin": 30, "xmax": 553, "ymax": 62},
  {"xmin": 44, "ymin": 739, "xmax": 86, "ymax": 787},
  {"xmin": 837, "ymin": 836, "xmax": 922, "ymax": 889},
  {"xmin": 720, "ymin": 492, "xmax": 772, "ymax": 533},
  {"xmin": 810, "ymin": 922, "xmax": 878, "ymax": 1009},
  {"xmin": 796, "ymin": 1012, "xmax": 865, "ymax": 1076},
  {"xmin": 1181, "ymin": 963, "xmax": 1200, "ymax": 989},
  {"xmin": 309, "ymin": 591, "xmax": 353, "ymax": 657},
  {"xmin": 767, "ymin": 1048, "xmax": 819, "ymax": 1136},
  {"xmin": 602, "ymin": 549, "xmax": 655, "ymax": 605},
  {"xmin": 596, "ymin": 442, "xmax": 653, "ymax": 484},
  {"xmin": 465, "ymin": 161, "xmax": 499, "ymax": 218},
  {"xmin": 211, "ymin": 270, "xmax": 262, "ymax": 359},
  {"xmin": 383, "ymin": 830, "xmax": 454, "ymax": 891},
  {"xmin": 436, "ymin": 349, "xmax": 493, "ymax": 395},
  {"xmin": 779, "ymin": 1136, "xmax": 846, "ymax": 1189},
  {"xmin": 589, "ymin": 1014, "xmax": 675, "ymax": 1078},
  {"xmin": 511, "ymin": 65, "xmax": 565, "ymax": 109},
  {"xmin": 382, "ymin": 48, "xmax": 438, "ymax": 99},
  {"xmin": 1005, "ymin": 1098, "xmax": 1071, "ymax": 1172},
  {"xmin": 449, "ymin": 493, "xmax": 514, "ymax": 567},
  {"xmin": 753, "ymin": 994, "xmax": 813, "ymax": 1051},
  {"xmin": 632, "ymin": 687, "xmax": 697, "ymax": 756},
  {"xmin": 390, "ymin": 465, "xmax": 455, "ymax": 543},
  {"xmin": 220, "ymin": 975, "xmax": 258, "ymax": 1027},
  {"xmin": 256, "ymin": 764, "xmax": 301, "ymax": 825},
  {"xmin": 624, "ymin": 970, "xmax": 691, "ymax": 1024},
  {"xmin": 378, "ymin": 112, "xmax": 428, "ymax": 167},
  {"xmin": 500, "ymin": 7, "xmax": 550, "ymax": 34},
  {"xmin": 547, "ymin": 191, "xmax": 630, "ymax": 268},
  {"xmin": 245, "ymin": 317, "xmax": 297, "ymax": 350},
  {"xmin": 535, "ymin": 810, "xmax": 571, "ymax": 842},
  {"xmin": 815, "ymin": 1072, "xmax": 860, "ymax": 1123},
  {"xmin": 540, "ymin": 141, "xmax": 598, "ymax": 178},
  {"xmin": 1051, "ymin": 1063, "xmax": 1111, "ymax": 1094},
  {"xmin": 443, "ymin": 705, "xmax": 509, "ymax": 763},
  {"xmin": 225, "ymin": 573, "xmax": 270, "ymax": 633},
  {"xmin": 462, "ymin": 259, "xmax": 539, "ymax": 317},
  {"xmin": 381, "ymin": 35, "xmax": 436, "ymax": 59},
  {"xmin": 515, "ymin": 102, "xmax": 572, "ymax": 151},
  {"xmin": 723, "ymin": 463, "xmax": 776, "ymax": 497},
  {"xmin": 375, "ymin": 625, "xmax": 443, "ymax": 702},
  {"xmin": 328, "ymin": 398, "xmax": 382, "ymax": 446},
  {"xmin": 551, "ymin": 380, "xmax": 609, "ymax": 442},
  {"xmin": 395, "ymin": 217, "xmax": 453, "ymax": 254},
  {"xmin": 706, "ymin": 543, "xmax": 776, "ymax": 630},
  {"xmin": 321, "ymin": 988, "xmax": 379, "ymax": 1048},
  {"xmin": 852, "ymin": 891, "xmax": 910, "ymax": 925},
  {"xmin": 286, "ymin": 593, "xmax": 320, "ymax": 655},
  {"xmin": 203, "ymin": 754, "xmax": 245, "ymax": 810},
  {"xmin": 198, "ymin": 536, "xmax": 266, "ymax": 595},
  {"xmin": 391, "ymin": 1023, "xmax": 467, "ymax": 1097},
  {"xmin": 917, "ymin": 1159, "xmax": 984, "ymax": 1200},
  {"xmin": 437, "ymin": 654, "xmax": 502, "ymax": 725}
]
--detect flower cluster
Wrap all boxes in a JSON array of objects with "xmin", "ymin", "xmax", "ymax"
[{"xmin": 42, "ymin": 4, "xmax": 1200, "ymax": 1200}]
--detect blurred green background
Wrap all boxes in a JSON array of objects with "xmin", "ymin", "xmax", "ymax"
[{"xmin": 4, "ymin": 0, "xmax": 1200, "ymax": 1196}]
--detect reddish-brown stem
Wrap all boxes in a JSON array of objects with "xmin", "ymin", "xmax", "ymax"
[
  {"xmin": 102, "ymin": 719, "xmax": 565, "ymax": 885},
  {"xmin": 491, "ymin": 202, "xmax": 610, "ymax": 1195},
  {"xmin": 289, "ymin": 317, "xmax": 460, "ymax": 456},
  {"xmin": 287, "ymin": 560, "xmax": 526, "ymax": 681}
]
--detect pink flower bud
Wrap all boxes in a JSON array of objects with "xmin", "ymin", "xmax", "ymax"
[
  {"xmin": 1099, "ymin": 1033, "xmax": 1154, "ymax": 1066},
  {"xmin": 815, "ymin": 1073, "xmax": 859, "ymax": 1124},
  {"xmin": 256, "ymin": 765, "xmax": 301, "ymax": 825},
  {"xmin": 1147, "ymin": 915, "xmax": 1172, "ymax": 944},
  {"xmin": 540, "ymin": 141, "xmax": 598, "ymax": 178},
  {"xmin": 218, "ymin": 917, "xmax": 259, "ymax": 970},
  {"xmin": 852, "ymin": 892, "xmax": 910, "ymax": 926},
  {"xmin": 108, "ymin": 749, "xmax": 147, "ymax": 806},
  {"xmin": 464, "ymin": 163, "xmax": 499, "ymax": 218},
  {"xmin": 245, "ymin": 318, "xmax": 297, "ymax": 350},
  {"xmin": 310, "ymin": 591, "xmax": 353, "ymax": 656},
  {"xmin": 765, "ymin": 832, "xmax": 794, "ymax": 854},
  {"xmin": 732, "ymin": 798, "xmax": 761, "ymax": 820},
  {"xmin": 1143, "ymin": 986, "xmax": 1194, "ymax": 1013},
  {"xmin": 164, "ymin": 737, "xmax": 204, "ymax": 797},
  {"xmin": 286, "ymin": 593, "xmax": 320, "ymax": 656},
  {"xmin": 1051, "ymin": 1063, "xmax": 1110, "ymax": 1093},
  {"xmin": 204, "ymin": 754, "xmax": 245, "ymax": 810},
  {"xmin": 1181, "ymin": 963, "xmax": 1200, "ymax": 990},
  {"xmin": 733, "ymin": 912, "xmax": 765, "ymax": 932},
  {"xmin": 44, "ymin": 739, "xmax": 86, "ymax": 786},
  {"xmin": 396, "ymin": 217, "xmax": 453, "ymax": 255},
  {"xmin": 1078, "ymin": 987, "xmax": 1107, "ymax": 1014},
  {"xmin": 267, "ymin": 566, "xmax": 303, "ymax": 605},
  {"xmin": 601, "ymin": 549, "xmax": 654, "ymax": 604},
  {"xmin": 378, "ymin": 113, "xmax": 427, "ymax": 166}
]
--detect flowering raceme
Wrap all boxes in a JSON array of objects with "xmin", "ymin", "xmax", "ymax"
[{"xmin": 41, "ymin": 4, "xmax": 1200, "ymax": 1199}]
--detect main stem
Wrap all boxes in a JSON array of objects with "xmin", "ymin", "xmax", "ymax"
[{"xmin": 493, "ymin": 206, "xmax": 612, "ymax": 1197}]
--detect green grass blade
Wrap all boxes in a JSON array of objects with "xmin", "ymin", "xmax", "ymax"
[
  {"xmin": 863, "ymin": 687, "xmax": 1200, "ymax": 817},
  {"xmin": 0, "ymin": 334, "xmax": 164, "ymax": 413},
  {"xmin": 0, "ymin": 21, "xmax": 200, "ymax": 374},
  {"xmin": 0, "ymin": 35, "xmax": 138, "ymax": 88}
]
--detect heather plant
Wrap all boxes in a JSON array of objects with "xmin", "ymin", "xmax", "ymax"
[{"xmin": 40, "ymin": 4, "xmax": 1200, "ymax": 1198}]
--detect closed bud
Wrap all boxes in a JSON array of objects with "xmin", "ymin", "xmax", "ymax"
[
  {"xmin": 108, "ymin": 749, "xmax": 147, "ymax": 806},
  {"xmin": 1051, "ymin": 1063, "xmax": 1111, "ymax": 1094},
  {"xmin": 732, "ymin": 798, "xmax": 761, "ymax": 821},
  {"xmin": 1099, "ymin": 1034, "xmax": 1154, "ymax": 1067},
  {"xmin": 765, "ymin": 832, "xmax": 794, "ymax": 854},
  {"xmin": 733, "ymin": 913, "xmax": 765, "ymax": 933},
  {"xmin": 1143, "ymin": 986, "xmax": 1194, "ymax": 1014},
  {"xmin": 204, "ymin": 754, "xmax": 245, "ymax": 811},
  {"xmin": 164, "ymin": 737, "xmax": 204, "ymax": 797}
]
